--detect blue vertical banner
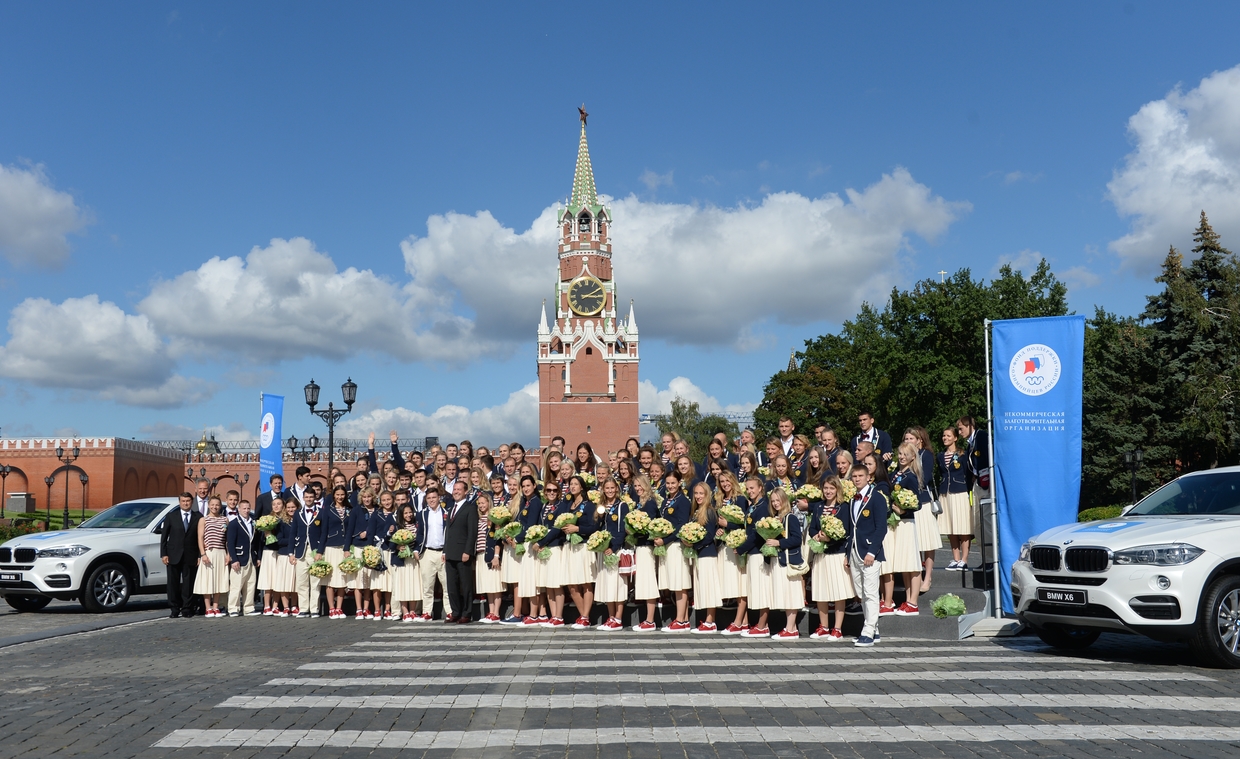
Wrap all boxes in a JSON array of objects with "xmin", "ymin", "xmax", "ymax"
[
  {"xmin": 259, "ymin": 393, "xmax": 285, "ymax": 489},
  {"xmin": 992, "ymin": 315, "xmax": 1085, "ymax": 613}
]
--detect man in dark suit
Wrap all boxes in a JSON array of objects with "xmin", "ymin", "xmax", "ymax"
[
  {"xmin": 443, "ymin": 480, "xmax": 479, "ymax": 623},
  {"xmin": 851, "ymin": 410, "xmax": 893, "ymax": 462},
  {"xmin": 253, "ymin": 474, "xmax": 288, "ymax": 521},
  {"xmin": 841, "ymin": 465, "xmax": 887, "ymax": 647},
  {"xmin": 957, "ymin": 416, "xmax": 991, "ymax": 492},
  {"xmin": 160, "ymin": 493, "xmax": 201, "ymax": 618}
]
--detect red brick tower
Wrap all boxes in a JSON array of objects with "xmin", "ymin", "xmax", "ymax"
[{"xmin": 537, "ymin": 109, "xmax": 639, "ymax": 454}]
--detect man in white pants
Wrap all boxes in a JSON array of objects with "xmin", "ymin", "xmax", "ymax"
[
  {"xmin": 293, "ymin": 490, "xmax": 323, "ymax": 617},
  {"xmin": 225, "ymin": 500, "xmax": 259, "ymax": 616},
  {"xmin": 843, "ymin": 465, "xmax": 887, "ymax": 647},
  {"xmin": 415, "ymin": 487, "xmax": 452, "ymax": 621}
]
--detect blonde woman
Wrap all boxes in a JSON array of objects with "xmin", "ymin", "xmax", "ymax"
[
  {"xmin": 883, "ymin": 442, "xmax": 924, "ymax": 615},
  {"xmin": 271, "ymin": 498, "xmax": 299, "ymax": 616},
  {"xmin": 592, "ymin": 477, "xmax": 630, "ymax": 630},
  {"xmin": 689, "ymin": 481, "xmax": 724, "ymax": 633},
  {"xmin": 766, "ymin": 488, "xmax": 805, "ymax": 640},
  {"xmin": 192, "ymin": 496, "xmax": 230, "ymax": 617},
  {"xmin": 256, "ymin": 497, "xmax": 282, "ymax": 615},
  {"xmin": 474, "ymin": 494, "xmax": 506, "ymax": 622},
  {"xmin": 808, "ymin": 475, "xmax": 853, "ymax": 641},
  {"xmin": 715, "ymin": 471, "xmax": 749, "ymax": 631},
  {"xmin": 904, "ymin": 427, "xmax": 942, "ymax": 590},
  {"xmin": 631, "ymin": 475, "xmax": 662, "ymax": 631}
]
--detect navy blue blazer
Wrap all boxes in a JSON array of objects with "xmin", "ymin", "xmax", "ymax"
[
  {"xmin": 597, "ymin": 499, "xmax": 632, "ymax": 552},
  {"xmin": 348, "ymin": 505, "xmax": 376, "ymax": 546},
  {"xmin": 808, "ymin": 500, "xmax": 847, "ymax": 555},
  {"xmin": 225, "ymin": 517, "xmax": 260, "ymax": 567},
  {"xmin": 892, "ymin": 469, "xmax": 922, "ymax": 520},
  {"xmin": 852, "ymin": 428, "xmax": 893, "ymax": 458},
  {"xmin": 410, "ymin": 507, "xmax": 448, "ymax": 554},
  {"xmin": 369, "ymin": 509, "xmax": 400, "ymax": 551},
  {"xmin": 690, "ymin": 507, "xmax": 721, "ymax": 559},
  {"xmin": 659, "ymin": 493, "xmax": 691, "ymax": 545},
  {"xmin": 286, "ymin": 510, "xmax": 314, "ymax": 558},
  {"xmin": 940, "ymin": 450, "xmax": 969, "ymax": 493},
  {"xmin": 311, "ymin": 504, "xmax": 352, "ymax": 553},
  {"xmin": 918, "ymin": 449, "xmax": 937, "ymax": 497},
  {"xmin": 774, "ymin": 512, "xmax": 803, "ymax": 568},
  {"xmin": 542, "ymin": 498, "xmax": 578, "ymax": 548},
  {"xmin": 736, "ymin": 497, "xmax": 771, "ymax": 556},
  {"xmin": 842, "ymin": 487, "xmax": 888, "ymax": 562},
  {"xmin": 965, "ymin": 429, "xmax": 990, "ymax": 485}
]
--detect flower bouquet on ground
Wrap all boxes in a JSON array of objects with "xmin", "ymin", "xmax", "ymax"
[
  {"xmin": 554, "ymin": 512, "xmax": 583, "ymax": 544},
  {"xmin": 723, "ymin": 529, "xmax": 748, "ymax": 551},
  {"xmin": 677, "ymin": 522, "xmax": 707, "ymax": 559},
  {"xmin": 793, "ymin": 484, "xmax": 823, "ymax": 503},
  {"xmin": 523, "ymin": 524, "xmax": 550, "ymax": 560},
  {"xmin": 390, "ymin": 528, "xmax": 417, "ymax": 559},
  {"xmin": 624, "ymin": 509, "xmax": 651, "ymax": 546},
  {"xmin": 646, "ymin": 518, "xmax": 675, "ymax": 556},
  {"xmin": 718, "ymin": 503, "xmax": 746, "ymax": 526},
  {"xmin": 932, "ymin": 593, "xmax": 967, "ymax": 618},
  {"xmin": 809, "ymin": 515, "xmax": 846, "ymax": 554},
  {"xmin": 891, "ymin": 486, "xmax": 919, "ymax": 515},
  {"xmin": 754, "ymin": 516, "xmax": 785, "ymax": 557},
  {"xmin": 585, "ymin": 530, "xmax": 617, "ymax": 568},
  {"xmin": 361, "ymin": 545, "xmax": 383, "ymax": 569},
  {"xmin": 308, "ymin": 559, "xmax": 334, "ymax": 578},
  {"xmin": 338, "ymin": 555, "xmax": 362, "ymax": 575},
  {"xmin": 255, "ymin": 514, "xmax": 280, "ymax": 545},
  {"xmin": 839, "ymin": 480, "xmax": 857, "ymax": 501},
  {"xmin": 488, "ymin": 505, "xmax": 513, "ymax": 526}
]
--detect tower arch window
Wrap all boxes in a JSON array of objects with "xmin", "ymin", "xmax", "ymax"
[
  {"xmin": 585, "ymin": 347, "xmax": 592, "ymax": 355},
  {"xmin": 578, "ymin": 212, "xmax": 591, "ymax": 233}
]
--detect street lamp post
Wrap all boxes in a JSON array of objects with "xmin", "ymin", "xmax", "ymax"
[
  {"xmin": 287, "ymin": 434, "xmax": 319, "ymax": 463},
  {"xmin": 79, "ymin": 472, "xmax": 89, "ymax": 521},
  {"xmin": 43, "ymin": 476, "xmax": 54, "ymax": 529},
  {"xmin": 1123, "ymin": 448, "xmax": 1144, "ymax": 505},
  {"xmin": 236, "ymin": 472, "xmax": 250, "ymax": 502},
  {"xmin": 0, "ymin": 464, "xmax": 10, "ymax": 519},
  {"xmin": 304, "ymin": 378, "xmax": 357, "ymax": 478},
  {"xmin": 55, "ymin": 445, "xmax": 80, "ymax": 529}
]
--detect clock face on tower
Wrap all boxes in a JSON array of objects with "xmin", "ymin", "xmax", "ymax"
[{"xmin": 567, "ymin": 275, "xmax": 605, "ymax": 316}]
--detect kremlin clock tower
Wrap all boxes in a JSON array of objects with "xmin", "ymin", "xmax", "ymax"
[{"xmin": 537, "ymin": 108, "xmax": 639, "ymax": 454}]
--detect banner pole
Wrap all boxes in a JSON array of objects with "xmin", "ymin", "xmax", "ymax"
[{"xmin": 983, "ymin": 319, "xmax": 1002, "ymax": 619}]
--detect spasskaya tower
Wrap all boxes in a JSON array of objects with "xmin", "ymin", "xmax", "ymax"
[{"xmin": 536, "ymin": 107, "xmax": 639, "ymax": 454}]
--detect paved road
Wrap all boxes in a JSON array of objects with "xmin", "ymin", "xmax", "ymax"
[
  {"xmin": 1, "ymin": 614, "xmax": 1238, "ymax": 759},
  {"xmin": 0, "ymin": 598, "xmax": 169, "ymax": 647}
]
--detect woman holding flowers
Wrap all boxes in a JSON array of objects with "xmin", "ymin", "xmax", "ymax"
[
  {"xmin": 788, "ymin": 435, "xmax": 811, "ymax": 487},
  {"xmin": 687, "ymin": 481, "xmax": 723, "ymax": 633},
  {"xmin": 256, "ymin": 498, "xmax": 282, "ymax": 615},
  {"xmin": 808, "ymin": 475, "xmax": 853, "ymax": 640},
  {"xmin": 348, "ymin": 487, "xmax": 378, "ymax": 619},
  {"xmin": 391, "ymin": 503, "xmax": 422, "ymax": 622},
  {"xmin": 192, "ymin": 496, "xmax": 230, "ymax": 617},
  {"xmin": 474, "ymin": 493, "xmax": 506, "ymax": 622},
  {"xmin": 766, "ymin": 488, "xmax": 806, "ymax": 640},
  {"xmin": 655, "ymin": 471, "xmax": 693, "ymax": 632},
  {"xmin": 559, "ymin": 475, "xmax": 598, "ymax": 630},
  {"xmin": 513, "ymin": 475, "xmax": 547, "ymax": 626},
  {"xmin": 734, "ymin": 476, "xmax": 773, "ymax": 638},
  {"xmin": 630, "ymin": 474, "xmax": 662, "ymax": 632},
  {"xmin": 939, "ymin": 426, "xmax": 973, "ymax": 571},
  {"xmin": 904, "ymin": 427, "xmax": 942, "ymax": 590},
  {"xmin": 592, "ymin": 477, "xmax": 630, "ymax": 630},
  {"xmin": 532, "ymin": 479, "xmax": 569, "ymax": 627},
  {"xmin": 312, "ymin": 485, "xmax": 354, "ymax": 619},
  {"xmin": 715, "ymin": 471, "xmax": 749, "ymax": 629},
  {"xmin": 271, "ymin": 497, "xmax": 299, "ymax": 617},
  {"xmin": 882, "ymin": 442, "xmax": 924, "ymax": 616},
  {"xmin": 369, "ymin": 490, "xmax": 399, "ymax": 620}
]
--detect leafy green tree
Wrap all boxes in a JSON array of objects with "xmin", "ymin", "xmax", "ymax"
[{"xmin": 652, "ymin": 397, "xmax": 739, "ymax": 461}]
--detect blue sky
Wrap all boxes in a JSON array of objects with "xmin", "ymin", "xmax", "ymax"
[{"xmin": 2, "ymin": 3, "xmax": 1239, "ymax": 446}]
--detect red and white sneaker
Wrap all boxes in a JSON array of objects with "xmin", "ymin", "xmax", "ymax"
[
  {"xmin": 663, "ymin": 620, "xmax": 692, "ymax": 633},
  {"xmin": 418, "ymin": 613, "xmax": 432, "ymax": 622},
  {"xmin": 720, "ymin": 623, "xmax": 748, "ymax": 636},
  {"xmin": 546, "ymin": 617, "xmax": 565, "ymax": 628},
  {"xmin": 772, "ymin": 629, "xmax": 801, "ymax": 640},
  {"xmin": 602, "ymin": 618, "xmax": 623, "ymax": 631},
  {"xmin": 481, "ymin": 613, "xmax": 500, "ymax": 624},
  {"xmin": 262, "ymin": 607, "xmax": 273, "ymax": 616},
  {"xmin": 879, "ymin": 602, "xmax": 897, "ymax": 616},
  {"xmin": 535, "ymin": 616, "xmax": 551, "ymax": 627},
  {"xmin": 363, "ymin": 610, "xmax": 374, "ymax": 619},
  {"xmin": 634, "ymin": 620, "xmax": 658, "ymax": 632},
  {"xmin": 691, "ymin": 622, "xmax": 718, "ymax": 634},
  {"xmin": 289, "ymin": 606, "xmax": 300, "ymax": 617},
  {"xmin": 522, "ymin": 616, "xmax": 542, "ymax": 627},
  {"xmin": 355, "ymin": 610, "xmax": 365, "ymax": 620},
  {"xmin": 273, "ymin": 608, "xmax": 288, "ymax": 618},
  {"xmin": 809, "ymin": 625, "xmax": 831, "ymax": 639},
  {"xmin": 742, "ymin": 626, "xmax": 770, "ymax": 638},
  {"xmin": 895, "ymin": 602, "xmax": 919, "ymax": 616},
  {"xmin": 825, "ymin": 628, "xmax": 845, "ymax": 642},
  {"xmin": 571, "ymin": 616, "xmax": 590, "ymax": 630}
]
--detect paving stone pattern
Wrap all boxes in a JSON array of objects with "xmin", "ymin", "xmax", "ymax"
[{"xmin": 1, "ymin": 613, "xmax": 1239, "ymax": 759}]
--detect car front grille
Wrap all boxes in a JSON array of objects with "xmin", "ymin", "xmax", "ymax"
[
  {"xmin": 1064, "ymin": 547, "xmax": 1110, "ymax": 572},
  {"xmin": 13, "ymin": 548, "xmax": 36, "ymax": 563},
  {"xmin": 0, "ymin": 548, "xmax": 10, "ymax": 562},
  {"xmin": 1030, "ymin": 546, "xmax": 1061, "ymax": 571},
  {"xmin": 1034, "ymin": 575, "xmax": 1107, "ymax": 586},
  {"xmin": 0, "ymin": 565, "xmax": 34, "ymax": 571},
  {"xmin": 1028, "ymin": 601, "xmax": 1120, "ymax": 619}
]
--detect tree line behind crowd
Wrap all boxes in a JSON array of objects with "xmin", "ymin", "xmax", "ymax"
[{"xmin": 747, "ymin": 212, "xmax": 1239, "ymax": 512}]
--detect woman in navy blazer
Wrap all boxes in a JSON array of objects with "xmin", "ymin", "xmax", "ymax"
[
  {"xmin": 688, "ymin": 481, "xmax": 724, "ymax": 633},
  {"xmin": 272, "ymin": 504, "xmax": 299, "ymax": 617},
  {"xmin": 513, "ymin": 477, "xmax": 546, "ymax": 625},
  {"xmin": 765, "ymin": 455, "xmax": 796, "ymax": 494},
  {"xmin": 735, "ymin": 476, "xmax": 773, "ymax": 638},
  {"xmin": 807, "ymin": 476, "xmax": 853, "ymax": 640},
  {"xmin": 903, "ymin": 427, "xmax": 943, "ymax": 591},
  {"xmin": 368, "ymin": 492, "xmax": 399, "ymax": 621},
  {"xmin": 630, "ymin": 475, "xmax": 662, "ymax": 631},
  {"xmin": 348, "ymin": 487, "xmax": 378, "ymax": 619},
  {"xmin": 533, "ymin": 482, "xmax": 571, "ymax": 627},
  {"xmin": 559, "ymin": 475, "xmax": 599, "ymax": 630},
  {"xmin": 766, "ymin": 488, "xmax": 805, "ymax": 640},
  {"xmin": 656, "ymin": 471, "xmax": 693, "ymax": 632},
  {"xmin": 939, "ymin": 426, "xmax": 973, "ymax": 571},
  {"xmin": 593, "ymin": 477, "xmax": 633, "ymax": 630},
  {"xmin": 311, "ymin": 485, "xmax": 354, "ymax": 619},
  {"xmin": 716, "ymin": 471, "xmax": 750, "ymax": 635}
]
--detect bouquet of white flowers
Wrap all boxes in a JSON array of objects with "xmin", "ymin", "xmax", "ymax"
[
  {"xmin": 677, "ymin": 522, "xmax": 707, "ymax": 559},
  {"xmin": 646, "ymin": 518, "xmax": 675, "ymax": 556}
]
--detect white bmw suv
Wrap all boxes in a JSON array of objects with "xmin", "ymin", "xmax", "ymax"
[
  {"xmin": 1012, "ymin": 466, "xmax": 1240, "ymax": 668},
  {"xmin": 0, "ymin": 498, "xmax": 180, "ymax": 613}
]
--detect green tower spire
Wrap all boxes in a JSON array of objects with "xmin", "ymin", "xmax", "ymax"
[{"xmin": 571, "ymin": 120, "xmax": 598, "ymax": 209}]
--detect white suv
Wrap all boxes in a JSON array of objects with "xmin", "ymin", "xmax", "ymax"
[
  {"xmin": 0, "ymin": 498, "xmax": 180, "ymax": 613},
  {"xmin": 1012, "ymin": 466, "xmax": 1240, "ymax": 667}
]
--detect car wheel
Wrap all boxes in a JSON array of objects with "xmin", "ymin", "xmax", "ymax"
[
  {"xmin": 81, "ymin": 562, "xmax": 132, "ymax": 613},
  {"xmin": 1189, "ymin": 574, "xmax": 1240, "ymax": 669},
  {"xmin": 1033, "ymin": 624, "xmax": 1100, "ymax": 650},
  {"xmin": 4, "ymin": 594, "xmax": 52, "ymax": 612}
]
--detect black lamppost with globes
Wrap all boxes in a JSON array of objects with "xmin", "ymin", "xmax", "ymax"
[
  {"xmin": 288, "ymin": 434, "xmax": 318, "ymax": 463},
  {"xmin": 1124, "ymin": 448, "xmax": 1144, "ymax": 505},
  {"xmin": 55, "ymin": 445, "xmax": 80, "ymax": 529},
  {"xmin": 43, "ymin": 476, "xmax": 54, "ymax": 528},
  {"xmin": 0, "ymin": 464, "xmax": 11, "ymax": 519},
  {"xmin": 304, "ymin": 378, "xmax": 357, "ymax": 476}
]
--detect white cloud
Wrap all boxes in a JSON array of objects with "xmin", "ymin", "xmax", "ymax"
[
  {"xmin": 991, "ymin": 249, "xmax": 1044, "ymax": 277},
  {"xmin": 1061, "ymin": 266, "xmax": 1102, "ymax": 290},
  {"xmin": 1003, "ymin": 171, "xmax": 1042, "ymax": 185},
  {"xmin": 336, "ymin": 382, "xmax": 539, "ymax": 446},
  {"xmin": 0, "ymin": 162, "xmax": 91, "ymax": 267},
  {"xmin": 402, "ymin": 168, "xmax": 968, "ymax": 351},
  {"xmin": 640, "ymin": 169, "xmax": 674, "ymax": 191},
  {"xmin": 139, "ymin": 421, "xmax": 256, "ymax": 441},
  {"xmin": 639, "ymin": 376, "xmax": 755, "ymax": 417},
  {"xmin": 138, "ymin": 237, "xmax": 505, "ymax": 364},
  {"xmin": 1108, "ymin": 65, "xmax": 1240, "ymax": 269}
]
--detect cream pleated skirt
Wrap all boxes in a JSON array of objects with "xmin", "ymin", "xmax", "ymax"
[
  {"xmin": 719, "ymin": 546, "xmax": 748, "ymax": 599},
  {"xmin": 810, "ymin": 551, "xmax": 854, "ymax": 602},
  {"xmin": 536, "ymin": 545, "xmax": 567, "ymax": 588},
  {"xmin": 393, "ymin": 558, "xmax": 422, "ymax": 602},
  {"xmin": 370, "ymin": 550, "xmax": 395, "ymax": 593},
  {"xmin": 475, "ymin": 553, "xmax": 504, "ymax": 594},
  {"xmin": 256, "ymin": 552, "xmax": 274, "ymax": 592},
  {"xmin": 634, "ymin": 546, "xmax": 660, "ymax": 600},
  {"xmin": 769, "ymin": 561, "xmax": 805, "ymax": 611},
  {"xmin": 594, "ymin": 557, "xmax": 628, "ymax": 603},
  {"xmin": 692, "ymin": 555, "xmax": 723, "ymax": 609},
  {"xmin": 320, "ymin": 546, "xmax": 350, "ymax": 589},
  {"xmin": 658, "ymin": 544, "xmax": 693, "ymax": 592},
  {"xmin": 501, "ymin": 543, "xmax": 522, "ymax": 584},
  {"xmin": 517, "ymin": 544, "xmax": 542, "ymax": 598},
  {"xmin": 563, "ymin": 542, "xmax": 598, "ymax": 585},
  {"xmin": 914, "ymin": 506, "xmax": 941, "ymax": 553},
  {"xmin": 270, "ymin": 553, "xmax": 297, "ymax": 593},
  {"xmin": 881, "ymin": 520, "xmax": 921, "ymax": 573},
  {"xmin": 745, "ymin": 554, "xmax": 773, "ymax": 610},
  {"xmin": 192, "ymin": 548, "xmax": 230, "ymax": 595},
  {"xmin": 942, "ymin": 491, "xmax": 973, "ymax": 536}
]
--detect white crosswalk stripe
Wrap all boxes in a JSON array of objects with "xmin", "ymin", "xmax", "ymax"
[{"xmin": 304, "ymin": 654, "xmax": 1108, "ymax": 669}]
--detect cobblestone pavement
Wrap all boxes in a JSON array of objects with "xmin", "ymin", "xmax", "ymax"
[
  {"xmin": 2, "ymin": 613, "xmax": 1239, "ymax": 759},
  {"xmin": 0, "ymin": 598, "xmax": 168, "ymax": 646}
]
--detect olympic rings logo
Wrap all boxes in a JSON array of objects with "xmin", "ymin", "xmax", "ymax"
[{"xmin": 1024, "ymin": 375, "xmax": 1046, "ymax": 386}]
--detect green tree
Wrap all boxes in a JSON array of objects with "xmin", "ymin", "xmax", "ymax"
[{"xmin": 653, "ymin": 397, "xmax": 739, "ymax": 461}]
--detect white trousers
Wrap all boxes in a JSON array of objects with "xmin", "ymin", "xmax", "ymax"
[
  {"xmin": 849, "ymin": 548, "xmax": 881, "ymax": 639},
  {"xmin": 418, "ymin": 549, "xmax": 451, "ymax": 617},
  {"xmin": 227, "ymin": 560, "xmax": 257, "ymax": 615},
  {"xmin": 294, "ymin": 552, "xmax": 322, "ymax": 613}
]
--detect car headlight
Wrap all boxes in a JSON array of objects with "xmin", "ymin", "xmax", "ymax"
[
  {"xmin": 1018, "ymin": 540, "xmax": 1033, "ymax": 562},
  {"xmin": 35, "ymin": 545, "xmax": 92, "ymax": 559},
  {"xmin": 1112, "ymin": 543, "xmax": 1204, "ymax": 566}
]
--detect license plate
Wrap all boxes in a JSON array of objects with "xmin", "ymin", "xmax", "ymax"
[
  {"xmin": 1037, "ymin": 587, "xmax": 1086, "ymax": 605},
  {"xmin": 0, "ymin": 572, "xmax": 19, "ymax": 582}
]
